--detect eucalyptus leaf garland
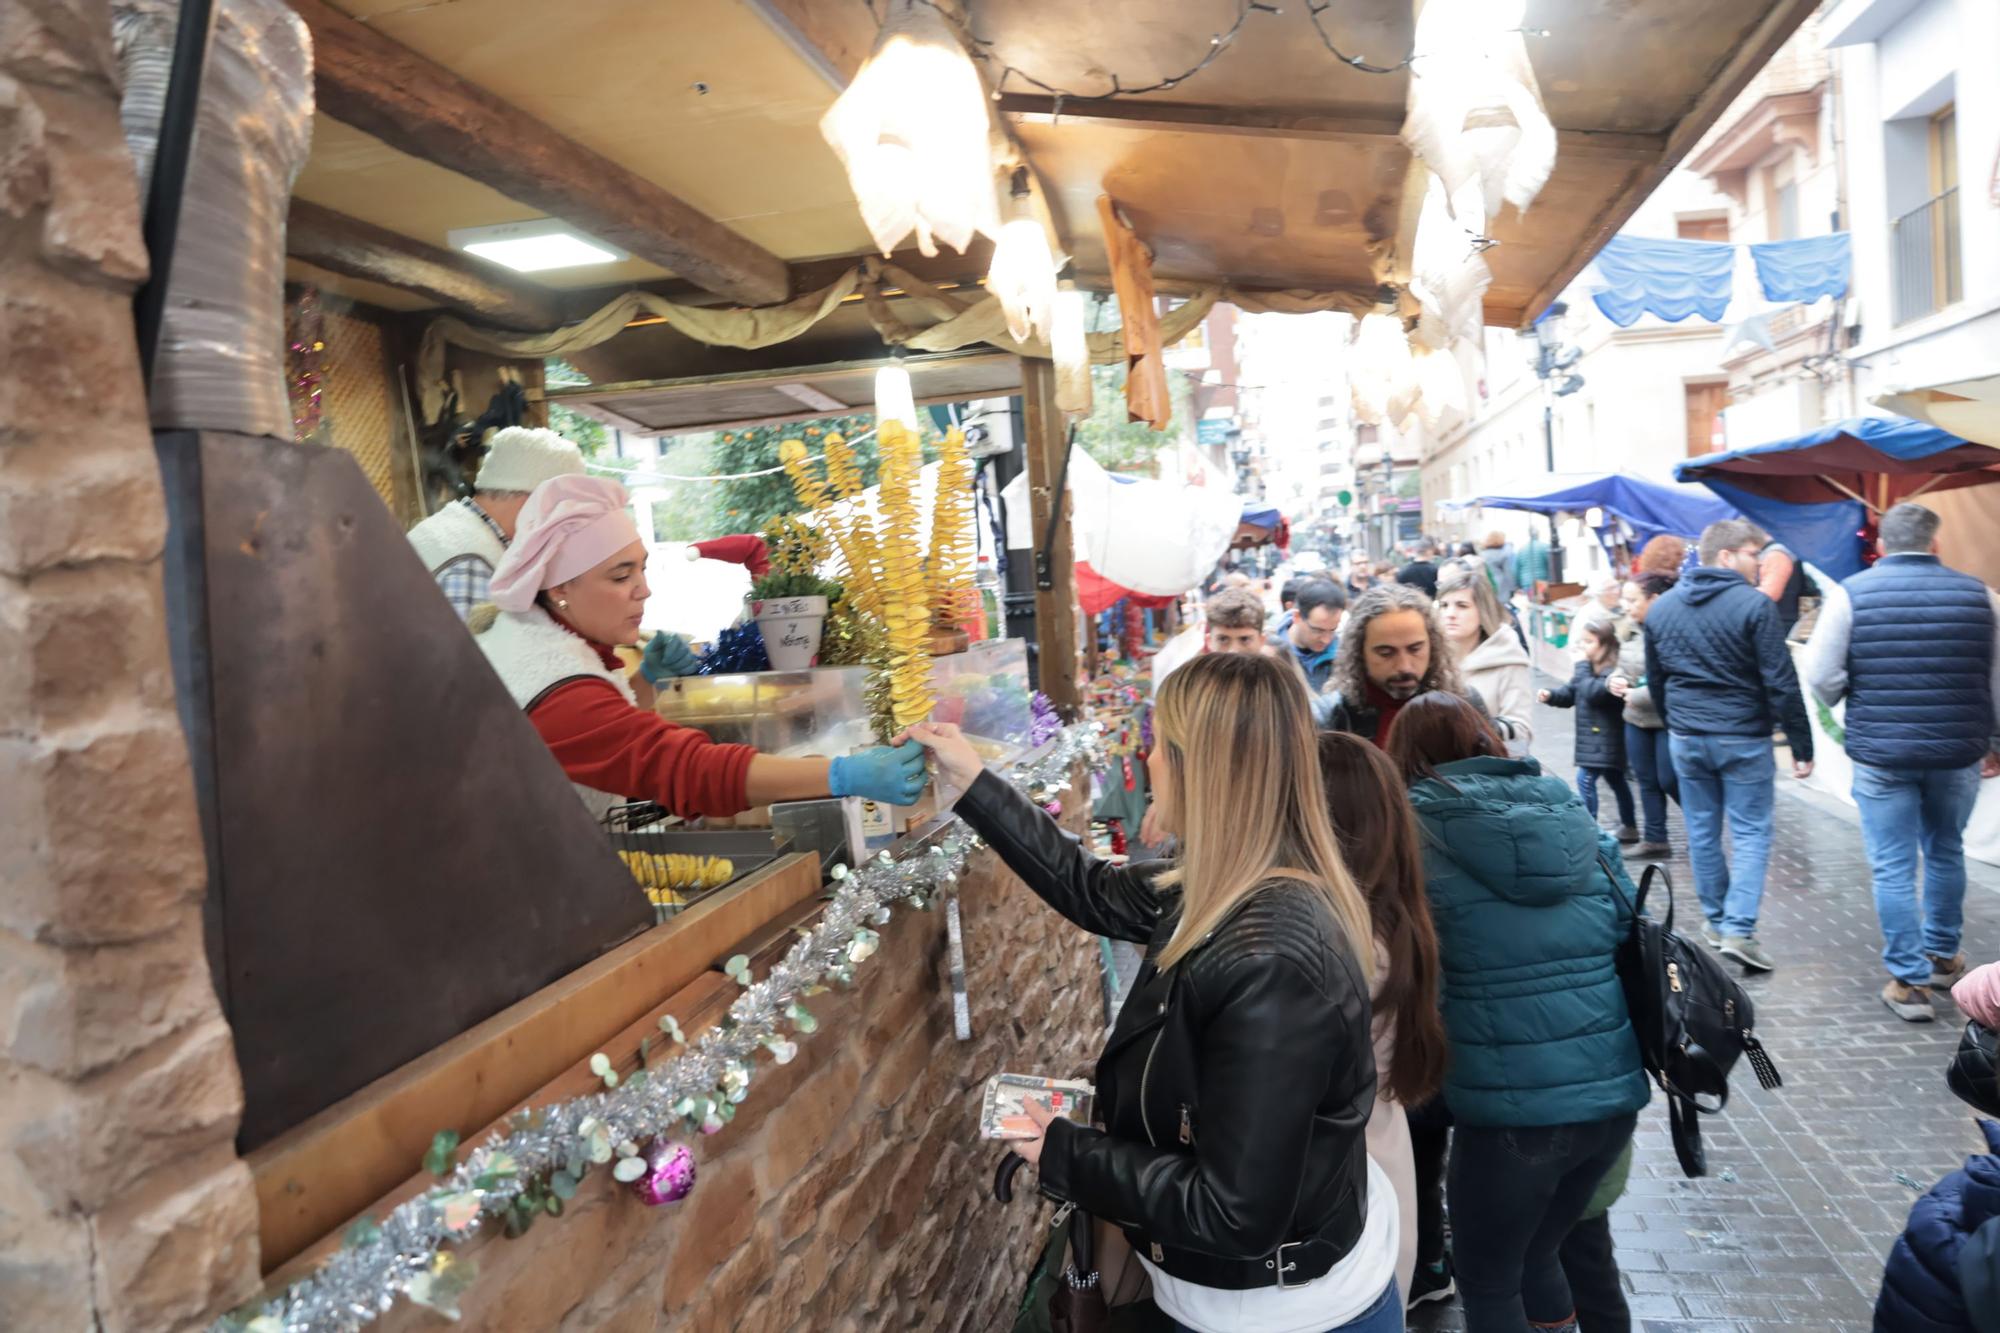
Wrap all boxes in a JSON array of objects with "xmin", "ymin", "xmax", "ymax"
[{"xmin": 219, "ymin": 722, "xmax": 1102, "ymax": 1333}]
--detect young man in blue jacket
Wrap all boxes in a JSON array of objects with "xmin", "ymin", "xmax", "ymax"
[
  {"xmin": 1644, "ymin": 519, "xmax": 1815, "ymax": 972},
  {"xmin": 1802, "ymin": 502, "xmax": 2000, "ymax": 1021}
]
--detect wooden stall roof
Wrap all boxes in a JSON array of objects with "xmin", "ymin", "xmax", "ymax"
[
  {"xmin": 548, "ymin": 349, "xmax": 1023, "ymax": 437},
  {"xmin": 287, "ymin": 0, "xmax": 1819, "ymax": 352}
]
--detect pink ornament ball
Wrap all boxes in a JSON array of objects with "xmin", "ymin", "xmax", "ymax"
[{"xmin": 632, "ymin": 1140, "xmax": 697, "ymax": 1206}]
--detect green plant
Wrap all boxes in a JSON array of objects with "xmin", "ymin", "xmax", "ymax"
[{"xmin": 750, "ymin": 569, "xmax": 842, "ymax": 601}]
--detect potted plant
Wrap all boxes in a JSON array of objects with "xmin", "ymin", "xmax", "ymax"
[{"xmin": 749, "ymin": 515, "xmax": 843, "ymax": 669}]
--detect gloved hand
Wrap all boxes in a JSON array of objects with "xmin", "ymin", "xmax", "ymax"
[
  {"xmin": 828, "ymin": 743, "xmax": 928, "ymax": 806},
  {"xmin": 640, "ymin": 631, "xmax": 699, "ymax": 684}
]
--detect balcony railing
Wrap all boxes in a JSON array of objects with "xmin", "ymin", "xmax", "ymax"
[{"xmin": 1892, "ymin": 187, "xmax": 1962, "ymax": 326}]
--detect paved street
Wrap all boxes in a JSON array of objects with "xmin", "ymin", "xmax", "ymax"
[{"xmin": 1410, "ymin": 689, "xmax": 2000, "ymax": 1333}]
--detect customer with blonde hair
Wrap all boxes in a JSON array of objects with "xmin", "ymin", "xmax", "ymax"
[
  {"xmin": 907, "ymin": 653, "xmax": 1400, "ymax": 1331},
  {"xmin": 1435, "ymin": 562, "xmax": 1534, "ymax": 756}
]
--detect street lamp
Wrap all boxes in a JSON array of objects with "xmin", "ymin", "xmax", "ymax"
[{"xmin": 1522, "ymin": 299, "xmax": 1584, "ymax": 584}]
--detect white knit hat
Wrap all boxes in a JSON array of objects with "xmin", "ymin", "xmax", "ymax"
[{"xmin": 475, "ymin": 427, "xmax": 586, "ymax": 494}]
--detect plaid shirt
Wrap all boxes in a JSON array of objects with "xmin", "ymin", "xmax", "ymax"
[{"xmin": 434, "ymin": 499, "xmax": 510, "ymax": 621}]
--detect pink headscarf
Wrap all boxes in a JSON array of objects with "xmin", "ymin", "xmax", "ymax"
[{"xmin": 488, "ymin": 474, "xmax": 643, "ymax": 613}]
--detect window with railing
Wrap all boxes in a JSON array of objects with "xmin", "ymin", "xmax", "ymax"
[{"xmin": 1893, "ymin": 106, "xmax": 1962, "ymax": 326}]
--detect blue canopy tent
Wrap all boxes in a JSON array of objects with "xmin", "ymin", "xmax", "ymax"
[
  {"xmin": 1443, "ymin": 471, "xmax": 1738, "ymax": 557},
  {"xmin": 1675, "ymin": 416, "xmax": 2000, "ymax": 580}
]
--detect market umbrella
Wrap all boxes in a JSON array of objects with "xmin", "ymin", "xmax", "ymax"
[
  {"xmin": 1675, "ymin": 416, "xmax": 2000, "ymax": 509},
  {"xmin": 1441, "ymin": 470, "xmax": 1738, "ymax": 555},
  {"xmin": 1675, "ymin": 416, "xmax": 2000, "ymax": 580},
  {"xmin": 1873, "ymin": 372, "xmax": 2000, "ymax": 449}
]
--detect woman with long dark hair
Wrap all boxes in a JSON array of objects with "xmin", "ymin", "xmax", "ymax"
[
  {"xmin": 1386, "ymin": 694, "xmax": 1648, "ymax": 1333},
  {"xmin": 1318, "ymin": 733, "xmax": 1447, "ymax": 1309},
  {"xmin": 908, "ymin": 652, "xmax": 1401, "ymax": 1331}
]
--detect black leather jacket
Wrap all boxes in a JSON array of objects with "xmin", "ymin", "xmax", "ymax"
[{"xmin": 956, "ymin": 770, "xmax": 1375, "ymax": 1290}]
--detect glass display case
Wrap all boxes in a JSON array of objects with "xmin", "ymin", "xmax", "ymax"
[{"xmin": 652, "ymin": 637, "xmax": 1033, "ymax": 763}]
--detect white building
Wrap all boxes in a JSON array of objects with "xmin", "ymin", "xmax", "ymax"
[
  {"xmin": 1418, "ymin": 170, "xmax": 1734, "ymax": 577},
  {"xmin": 1825, "ymin": 0, "xmax": 2000, "ymax": 411},
  {"xmin": 1231, "ymin": 311, "xmax": 1353, "ymax": 525}
]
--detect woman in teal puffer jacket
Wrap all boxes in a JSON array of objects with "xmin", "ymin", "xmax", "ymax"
[{"xmin": 1386, "ymin": 692, "xmax": 1650, "ymax": 1333}]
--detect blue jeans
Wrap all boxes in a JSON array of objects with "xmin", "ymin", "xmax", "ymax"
[
  {"xmin": 1575, "ymin": 767, "xmax": 1635, "ymax": 829},
  {"xmin": 1670, "ymin": 733, "xmax": 1776, "ymax": 938},
  {"xmin": 1853, "ymin": 761, "xmax": 1983, "ymax": 986},
  {"xmin": 1625, "ymin": 724, "xmax": 1679, "ymax": 844},
  {"xmin": 1449, "ymin": 1115, "xmax": 1639, "ymax": 1333},
  {"xmin": 1167, "ymin": 1278, "xmax": 1400, "ymax": 1332}
]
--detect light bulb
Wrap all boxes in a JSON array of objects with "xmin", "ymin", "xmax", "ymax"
[
  {"xmin": 875, "ymin": 361, "xmax": 918, "ymax": 432},
  {"xmin": 988, "ymin": 218, "xmax": 1058, "ymax": 344}
]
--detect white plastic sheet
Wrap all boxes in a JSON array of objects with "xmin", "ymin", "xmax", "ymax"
[{"xmin": 1001, "ymin": 449, "xmax": 1241, "ymax": 598}]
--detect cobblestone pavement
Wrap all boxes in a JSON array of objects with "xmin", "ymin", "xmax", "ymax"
[{"xmin": 1411, "ymin": 690, "xmax": 2000, "ymax": 1333}]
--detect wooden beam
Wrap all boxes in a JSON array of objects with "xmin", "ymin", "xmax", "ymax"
[
  {"xmin": 289, "ymin": 0, "xmax": 790, "ymax": 306},
  {"xmin": 1018, "ymin": 357, "xmax": 1080, "ymax": 719},
  {"xmin": 1514, "ymin": 0, "xmax": 1823, "ymax": 324},
  {"xmin": 998, "ymin": 94, "xmax": 1664, "ymax": 161},
  {"xmin": 285, "ymin": 200, "xmax": 567, "ymax": 330},
  {"xmin": 743, "ymin": 0, "xmax": 874, "ymax": 85}
]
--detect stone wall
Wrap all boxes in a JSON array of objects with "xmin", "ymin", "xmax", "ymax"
[
  {"xmin": 379, "ymin": 822, "xmax": 1107, "ymax": 1333},
  {"xmin": 0, "ymin": 3, "xmax": 261, "ymax": 1328}
]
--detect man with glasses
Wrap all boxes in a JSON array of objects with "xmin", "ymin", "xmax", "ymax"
[
  {"xmin": 1268, "ymin": 579, "xmax": 1348, "ymax": 693},
  {"xmin": 1643, "ymin": 520, "xmax": 1815, "ymax": 972}
]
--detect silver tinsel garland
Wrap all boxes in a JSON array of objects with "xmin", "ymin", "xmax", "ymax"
[{"xmin": 224, "ymin": 723, "xmax": 1102, "ymax": 1333}]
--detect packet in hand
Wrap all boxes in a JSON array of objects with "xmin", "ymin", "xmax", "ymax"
[{"xmin": 980, "ymin": 1072, "xmax": 1095, "ymax": 1140}]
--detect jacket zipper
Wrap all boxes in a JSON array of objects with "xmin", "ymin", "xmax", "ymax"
[{"xmin": 1179, "ymin": 1104, "xmax": 1194, "ymax": 1145}]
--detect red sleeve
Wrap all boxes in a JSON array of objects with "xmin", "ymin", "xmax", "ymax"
[
  {"xmin": 528, "ymin": 679, "xmax": 757, "ymax": 819},
  {"xmin": 692, "ymin": 534, "xmax": 771, "ymax": 579}
]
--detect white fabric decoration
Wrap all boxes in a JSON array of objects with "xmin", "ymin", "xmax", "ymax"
[
  {"xmin": 1349, "ymin": 313, "xmax": 1412, "ymax": 426},
  {"xmin": 989, "ymin": 218, "xmax": 1059, "ymax": 344},
  {"xmin": 1409, "ymin": 175, "xmax": 1494, "ymax": 351},
  {"xmin": 820, "ymin": 1, "xmax": 1001, "ymax": 257},
  {"xmin": 1402, "ymin": 0, "xmax": 1556, "ymax": 221}
]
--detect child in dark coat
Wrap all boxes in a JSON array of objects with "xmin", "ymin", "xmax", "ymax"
[{"xmin": 1540, "ymin": 621, "xmax": 1639, "ymax": 842}]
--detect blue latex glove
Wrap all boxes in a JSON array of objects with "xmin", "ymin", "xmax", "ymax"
[
  {"xmin": 640, "ymin": 631, "xmax": 699, "ymax": 684},
  {"xmin": 828, "ymin": 743, "xmax": 928, "ymax": 806}
]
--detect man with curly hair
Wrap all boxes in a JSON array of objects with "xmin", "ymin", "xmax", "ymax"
[{"xmin": 1317, "ymin": 583, "xmax": 1473, "ymax": 746}]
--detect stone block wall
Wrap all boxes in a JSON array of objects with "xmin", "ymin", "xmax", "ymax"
[
  {"xmin": 379, "ymin": 822, "xmax": 1107, "ymax": 1332},
  {"xmin": 0, "ymin": 3, "xmax": 261, "ymax": 1328}
]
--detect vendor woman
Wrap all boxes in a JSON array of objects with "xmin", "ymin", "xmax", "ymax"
[{"xmin": 476, "ymin": 474, "xmax": 927, "ymax": 819}]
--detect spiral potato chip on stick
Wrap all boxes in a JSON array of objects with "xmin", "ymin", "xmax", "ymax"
[
  {"xmin": 780, "ymin": 438, "xmax": 879, "ymax": 615},
  {"xmin": 926, "ymin": 427, "xmax": 976, "ymax": 629},
  {"xmin": 874, "ymin": 420, "xmax": 934, "ymax": 730}
]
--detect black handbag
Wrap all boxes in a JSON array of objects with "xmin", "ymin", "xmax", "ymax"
[
  {"xmin": 1949, "ymin": 1019, "xmax": 2000, "ymax": 1116},
  {"xmin": 1605, "ymin": 860, "xmax": 1783, "ymax": 1177},
  {"xmin": 996, "ymin": 1155, "xmax": 1156, "ymax": 1333}
]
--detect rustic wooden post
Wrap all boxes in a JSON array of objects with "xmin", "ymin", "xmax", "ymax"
[{"xmin": 1018, "ymin": 357, "xmax": 1081, "ymax": 719}]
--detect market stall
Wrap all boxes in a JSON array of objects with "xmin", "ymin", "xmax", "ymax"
[{"xmin": 26, "ymin": 0, "xmax": 1836, "ymax": 1329}]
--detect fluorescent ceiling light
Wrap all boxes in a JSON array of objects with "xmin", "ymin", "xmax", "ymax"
[{"xmin": 447, "ymin": 220, "xmax": 626, "ymax": 273}]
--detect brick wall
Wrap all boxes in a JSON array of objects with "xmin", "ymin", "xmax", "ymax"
[
  {"xmin": 0, "ymin": 2, "xmax": 261, "ymax": 1328},
  {"xmin": 378, "ymin": 825, "xmax": 1107, "ymax": 1333}
]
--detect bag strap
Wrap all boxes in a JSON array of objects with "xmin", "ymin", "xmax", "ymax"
[{"xmin": 1638, "ymin": 862, "xmax": 1675, "ymax": 931}]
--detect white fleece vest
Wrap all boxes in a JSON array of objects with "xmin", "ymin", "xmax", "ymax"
[
  {"xmin": 407, "ymin": 500, "xmax": 506, "ymax": 576},
  {"xmin": 476, "ymin": 606, "xmax": 636, "ymax": 822}
]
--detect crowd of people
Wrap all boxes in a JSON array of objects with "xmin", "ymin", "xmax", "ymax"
[{"xmin": 927, "ymin": 505, "xmax": 1995, "ymax": 1333}]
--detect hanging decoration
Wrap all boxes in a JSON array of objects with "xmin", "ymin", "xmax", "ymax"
[
  {"xmin": 1589, "ymin": 233, "xmax": 1736, "ymax": 327},
  {"xmin": 820, "ymin": 0, "xmax": 1000, "ymax": 258},
  {"xmin": 1409, "ymin": 175, "xmax": 1494, "ymax": 351},
  {"xmin": 1749, "ymin": 233, "xmax": 1853, "ymax": 305},
  {"xmin": 874, "ymin": 356, "xmax": 920, "ymax": 432},
  {"xmin": 1051, "ymin": 285, "xmax": 1094, "ymax": 417},
  {"xmin": 1401, "ymin": 0, "xmax": 1555, "ymax": 222},
  {"xmin": 988, "ymin": 168, "xmax": 1058, "ymax": 344},
  {"xmin": 1097, "ymin": 195, "xmax": 1172, "ymax": 430},
  {"xmin": 1348, "ymin": 313, "xmax": 1412, "ymax": 426},
  {"xmin": 218, "ymin": 723, "xmax": 1104, "ymax": 1333}
]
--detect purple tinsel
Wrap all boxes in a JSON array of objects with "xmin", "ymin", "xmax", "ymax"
[
  {"xmin": 697, "ymin": 621, "xmax": 770, "ymax": 674},
  {"xmin": 1028, "ymin": 690, "xmax": 1062, "ymax": 747}
]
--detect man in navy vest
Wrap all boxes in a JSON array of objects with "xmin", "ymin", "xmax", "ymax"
[
  {"xmin": 1645, "ymin": 519, "xmax": 1816, "ymax": 973},
  {"xmin": 1804, "ymin": 503, "xmax": 2000, "ymax": 1022}
]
